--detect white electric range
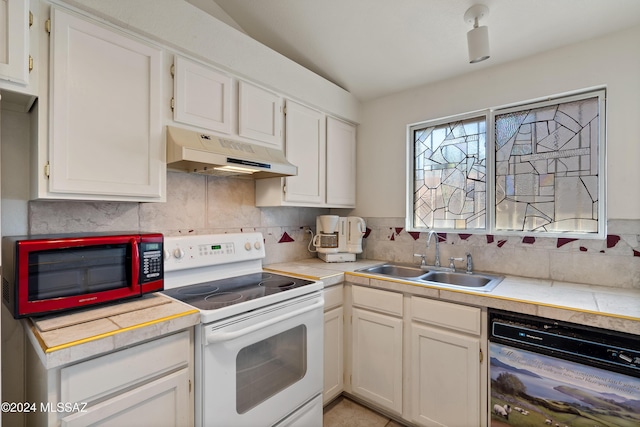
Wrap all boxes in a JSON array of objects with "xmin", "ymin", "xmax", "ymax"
[{"xmin": 163, "ymin": 232, "xmax": 324, "ymax": 427}]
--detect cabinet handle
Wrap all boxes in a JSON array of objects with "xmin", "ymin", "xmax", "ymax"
[
  {"xmin": 479, "ymin": 348, "xmax": 484, "ymax": 363},
  {"xmin": 29, "ymin": 11, "xmax": 33, "ymax": 28},
  {"xmin": 29, "ymin": 55, "xmax": 33, "ymax": 73}
]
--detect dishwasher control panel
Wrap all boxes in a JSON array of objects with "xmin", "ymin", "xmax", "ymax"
[{"xmin": 489, "ymin": 309, "xmax": 640, "ymax": 376}]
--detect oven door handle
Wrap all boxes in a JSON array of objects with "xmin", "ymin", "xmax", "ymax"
[{"xmin": 205, "ymin": 298, "xmax": 324, "ymax": 345}]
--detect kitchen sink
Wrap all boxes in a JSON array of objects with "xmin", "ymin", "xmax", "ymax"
[
  {"xmin": 356, "ymin": 263, "xmax": 503, "ymax": 292},
  {"xmin": 357, "ymin": 263, "xmax": 428, "ymax": 278},
  {"xmin": 417, "ymin": 271, "xmax": 503, "ymax": 291}
]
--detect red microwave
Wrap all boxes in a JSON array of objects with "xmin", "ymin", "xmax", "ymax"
[{"xmin": 1, "ymin": 232, "xmax": 164, "ymax": 318}]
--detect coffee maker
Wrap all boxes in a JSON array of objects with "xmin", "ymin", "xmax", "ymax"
[{"xmin": 313, "ymin": 215, "xmax": 366, "ymax": 262}]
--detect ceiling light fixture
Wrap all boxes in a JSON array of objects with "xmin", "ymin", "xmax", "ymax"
[{"xmin": 464, "ymin": 4, "xmax": 490, "ymax": 64}]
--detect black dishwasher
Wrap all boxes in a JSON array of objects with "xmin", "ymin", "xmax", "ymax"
[{"xmin": 489, "ymin": 309, "xmax": 640, "ymax": 426}]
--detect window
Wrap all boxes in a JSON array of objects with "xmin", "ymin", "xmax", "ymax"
[
  {"xmin": 407, "ymin": 89, "xmax": 606, "ymax": 239},
  {"xmin": 409, "ymin": 113, "xmax": 488, "ymax": 231}
]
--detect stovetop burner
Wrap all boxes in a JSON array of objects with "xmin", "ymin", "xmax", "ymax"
[
  {"xmin": 173, "ymin": 284, "xmax": 220, "ymax": 296},
  {"xmin": 163, "ymin": 272, "xmax": 315, "ymax": 312}
]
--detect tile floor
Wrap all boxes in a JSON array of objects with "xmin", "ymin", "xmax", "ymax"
[{"xmin": 323, "ymin": 397, "xmax": 406, "ymax": 427}]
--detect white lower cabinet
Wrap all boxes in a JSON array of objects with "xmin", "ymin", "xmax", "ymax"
[
  {"xmin": 60, "ymin": 369, "xmax": 190, "ymax": 427},
  {"xmin": 323, "ymin": 285, "xmax": 344, "ymax": 404},
  {"xmin": 345, "ymin": 283, "xmax": 487, "ymax": 427},
  {"xmin": 410, "ymin": 297, "xmax": 485, "ymax": 427},
  {"xmin": 349, "ymin": 286, "xmax": 403, "ymax": 415},
  {"xmin": 26, "ymin": 330, "xmax": 194, "ymax": 427}
]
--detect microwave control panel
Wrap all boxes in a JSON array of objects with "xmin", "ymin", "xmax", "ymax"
[{"xmin": 140, "ymin": 242, "xmax": 163, "ymax": 283}]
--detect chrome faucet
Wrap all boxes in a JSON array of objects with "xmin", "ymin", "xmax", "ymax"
[
  {"xmin": 426, "ymin": 230, "xmax": 441, "ymax": 267},
  {"xmin": 466, "ymin": 252, "xmax": 473, "ymax": 274}
]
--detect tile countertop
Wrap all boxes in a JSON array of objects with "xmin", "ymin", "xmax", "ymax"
[
  {"xmin": 264, "ymin": 258, "xmax": 640, "ymax": 336},
  {"xmin": 24, "ymin": 294, "xmax": 200, "ymax": 370}
]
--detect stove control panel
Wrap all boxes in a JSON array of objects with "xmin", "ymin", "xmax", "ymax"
[
  {"xmin": 199, "ymin": 242, "xmax": 235, "ymax": 256},
  {"xmin": 163, "ymin": 232, "xmax": 266, "ymax": 272}
]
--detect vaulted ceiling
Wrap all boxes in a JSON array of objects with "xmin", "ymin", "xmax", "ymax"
[{"xmin": 190, "ymin": 0, "xmax": 640, "ymax": 102}]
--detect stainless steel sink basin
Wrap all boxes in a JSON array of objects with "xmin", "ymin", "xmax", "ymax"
[
  {"xmin": 357, "ymin": 264, "xmax": 428, "ymax": 278},
  {"xmin": 356, "ymin": 263, "xmax": 503, "ymax": 292},
  {"xmin": 416, "ymin": 271, "xmax": 503, "ymax": 292},
  {"xmin": 421, "ymin": 271, "xmax": 490, "ymax": 287}
]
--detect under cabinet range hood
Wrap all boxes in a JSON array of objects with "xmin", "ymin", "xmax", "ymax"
[{"xmin": 166, "ymin": 126, "xmax": 297, "ymax": 178}]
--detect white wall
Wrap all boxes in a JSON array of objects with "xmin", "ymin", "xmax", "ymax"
[{"xmin": 355, "ymin": 25, "xmax": 640, "ymax": 220}]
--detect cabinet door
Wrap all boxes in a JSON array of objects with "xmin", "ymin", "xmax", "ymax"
[
  {"xmin": 173, "ymin": 55, "xmax": 232, "ymax": 134},
  {"xmin": 49, "ymin": 7, "xmax": 164, "ymax": 201},
  {"xmin": 411, "ymin": 322, "xmax": 480, "ymax": 427},
  {"xmin": 323, "ymin": 306, "xmax": 343, "ymax": 404},
  {"xmin": 283, "ymin": 100, "xmax": 325, "ymax": 204},
  {"xmin": 60, "ymin": 368, "xmax": 191, "ymax": 427},
  {"xmin": 0, "ymin": 0, "xmax": 29, "ymax": 84},
  {"xmin": 238, "ymin": 80, "xmax": 282, "ymax": 147},
  {"xmin": 351, "ymin": 307, "xmax": 403, "ymax": 414},
  {"xmin": 326, "ymin": 116, "xmax": 356, "ymax": 207}
]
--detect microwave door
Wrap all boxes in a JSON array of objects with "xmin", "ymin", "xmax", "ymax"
[{"xmin": 16, "ymin": 237, "xmax": 143, "ymax": 317}]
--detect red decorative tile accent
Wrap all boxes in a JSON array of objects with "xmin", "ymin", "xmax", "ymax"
[
  {"xmin": 437, "ymin": 232, "xmax": 447, "ymax": 242},
  {"xmin": 557, "ymin": 238, "xmax": 577, "ymax": 248},
  {"xmin": 606, "ymin": 235, "xmax": 620, "ymax": 248},
  {"xmin": 497, "ymin": 240, "xmax": 507, "ymax": 248},
  {"xmin": 580, "ymin": 246, "xmax": 588, "ymax": 252},
  {"xmin": 390, "ymin": 233, "xmax": 395, "ymax": 241},
  {"xmin": 459, "ymin": 234, "xmax": 472, "ymax": 240},
  {"xmin": 408, "ymin": 231, "xmax": 421, "ymax": 240},
  {"xmin": 363, "ymin": 227, "xmax": 371, "ymax": 238},
  {"xmin": 487, "ymin": 235, "xmax": 494, "ymax": 244},
  {"xmin": 395, "ymin": 227, "xmax": 404, "ymax": 235},
  {"xmin": 522, "ymin": 236, "xmax": 535, "ymax": 244},
  {"xmin": 278, "ymin": 232, "xmax": 294, "ymax": 243},
  {"xmin": 634, "ymin": 249, "xmax": 640, "ymax": 257}
]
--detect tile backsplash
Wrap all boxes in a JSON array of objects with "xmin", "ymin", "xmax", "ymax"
[
  {"xmin": 28, "ymin": 171, "xmax": 329, "ymax": 265},
  {"xmin": 360, "ymin": 217, "xmax": 640, "ymax": 289},
  {"xmin": 23, "ymin": 173, "xmax": 640, "ymax": 288}
]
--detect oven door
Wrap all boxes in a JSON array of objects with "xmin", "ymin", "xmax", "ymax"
[{"xmin": 197, "ymin": 292, "xmax": 324, "ymax": 427}]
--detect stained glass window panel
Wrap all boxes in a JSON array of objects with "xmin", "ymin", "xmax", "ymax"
[
  {"xmin": 412, "ymin": 116, "xmax": 487, "ymax": 230},
  {"xmin": 494, "ymin": 94, "xmax": 602, "ymax": 234}
]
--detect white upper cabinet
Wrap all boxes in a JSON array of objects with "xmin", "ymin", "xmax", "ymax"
[
  {"xmin": 326, "ymin": 116, "xmax": 356, "ymax": 207},
  {"xmin": 45, "ymin": 6, "xmax": 165, "ymax": 201},
  {"xmin": 281, "ymin": 100, "xmax": 325, "ymax": 204},
  {"xmin": 173, "ymin": 55, "xmax": 232, "ymax": 134},
  {"xmin": 255, "ymin": 101, "xmax": 357, "ymax": 208},
  {"xmin": 0, "ymin": 0, "xmax": 29, "ymax": 85},
  {"xmin": 238, "ymin": 80, "xmax": 283, "ymax": 147}
]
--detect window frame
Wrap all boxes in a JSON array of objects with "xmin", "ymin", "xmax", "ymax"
[
  {"xmin": 406, "ymin": 110, "xmax": 490, "ymax": 233},
  {"xmin": 406, "ymin": 88, "xmax": 607, "ymax": 239}
]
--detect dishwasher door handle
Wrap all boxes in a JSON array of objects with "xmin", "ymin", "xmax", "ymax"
[{"xmin": 205, "ymin": 298, "xmax": 324, "ymax": 344}]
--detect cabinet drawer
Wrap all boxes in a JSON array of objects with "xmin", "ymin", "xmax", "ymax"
[
  {"xmin": 61, "ymin": 330, "xmax": 191, "ymax": 404},
  {"xmin": 352, "ymin": 286, "xmax": 403, "ymax": 316},
  {"xmin": 411, "ymin": 297, "xmax": 481, "ymax": 335},
  {"xmin": 324, "ymin": 285, "xmax": 343, "ymax": 311}
]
